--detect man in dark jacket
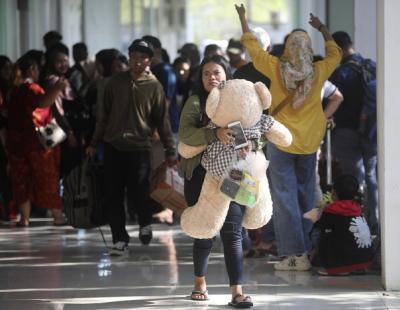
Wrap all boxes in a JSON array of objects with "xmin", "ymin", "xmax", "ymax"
[
  {"xmin": 329, "ymin": 31, "xmax": 378, "ymax": 235},
  {"xmin": 87, "ymin": 39, "xmax": 177, "ymax": 255}
]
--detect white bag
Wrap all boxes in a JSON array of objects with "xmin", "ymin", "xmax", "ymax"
[{"xmin": 35, "ymin": 117, "xmax": 67, "ymax": 149}]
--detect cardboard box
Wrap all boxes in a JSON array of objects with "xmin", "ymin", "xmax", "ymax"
[{"xmin": 150, "ymin": 165, "xmax": 187, "ymax": 216}]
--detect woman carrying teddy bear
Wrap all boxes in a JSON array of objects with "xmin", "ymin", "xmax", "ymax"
[{"xmin": 179, "ymin": 54, "xmax": 254, "ymax": 308}]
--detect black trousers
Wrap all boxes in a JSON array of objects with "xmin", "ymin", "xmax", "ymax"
[
  {"xmin": 185, "ymin": 165, "xmax": 245, "ymax": 286},
  {"xmin": 104, "ymin": 143, "xmax": 152, "ymax": 244}
]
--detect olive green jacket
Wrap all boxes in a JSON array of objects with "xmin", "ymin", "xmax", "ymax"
[{"xmin": 178, "ymin": 95, "xmax": 217, "ymax": 180}]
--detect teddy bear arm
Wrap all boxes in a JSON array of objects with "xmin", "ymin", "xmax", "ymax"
[
  {"xmin": 264, "ymin": 120, "xmax": 293, "ymax": 147},
  {"xmin": 178, "ymin": 142, "xmax": 207, "ymax": 159}
]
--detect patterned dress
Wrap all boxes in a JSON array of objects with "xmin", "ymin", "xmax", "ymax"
[{"xmin": 6, "ymin": 81, "xmax": 61, "ymax": 209}]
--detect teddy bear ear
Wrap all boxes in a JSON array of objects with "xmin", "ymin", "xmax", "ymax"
[
  {"xmin": 254, "ymin": 82, "xmax": 272, "ymax": 110},
  {"xmin": 205, "ymin": 87, "xmax": 220, "ymax": 119}
]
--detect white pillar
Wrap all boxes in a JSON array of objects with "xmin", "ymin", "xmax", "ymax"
[
  {"xmin": 83, "ymin": 0, "xmax": 121, "ymax": 57},
  {"xmin": 296, "ymin": 0, "xmax": 326, "ymax": 56},
  {"xmin": 354, "ymin": 0, "xmax": 376, "ymax": 60},
  {"xmin": 28, "ymin": 0, "xmax": 59, "ymax": 52},
  {"xmin": 377, "ymin": 0, "xmax": 400, "ymax": 291},
  {"xmin": 0, "ymin": 0, "xmax": 19, "ymax": 60},
  {"xmin": 59, "ymin": 0, "xmax": 83, "ymax": 49}
]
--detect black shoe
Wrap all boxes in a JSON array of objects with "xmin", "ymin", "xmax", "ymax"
[{"xmin": 139, "ymin": 225, "xmax": 152, "ymax": 245}]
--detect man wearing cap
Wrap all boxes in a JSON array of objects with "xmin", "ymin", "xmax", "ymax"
[
  {"xmin": 226, "ymin": 38, "xmax": 248, "ymax": 75},
  {"xmin": 87, "ymin": 39, "xmax": 177, "ymax": 255}
]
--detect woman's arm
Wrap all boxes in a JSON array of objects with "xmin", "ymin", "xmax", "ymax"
[
  {"xmin": 324, "ymin": 88, "xmax": 343, "ymax": 119},
  {"xmin": 309, "ymin": 13, "xmax": 333, "ymax": 42},
  {"xmin": 235, "ymin": 4, "xmax": 250, "ymax": 34},
  {"xmin": 178, "ymin": 96, "xmax": 217, "ymax": 146},
  {"xmin": 38, "ymin": 78, "xmax": 67, "ymax": 108},
  {"xmin": 236, "ymin": 4, "xmax": 277, "ymax": 80}
]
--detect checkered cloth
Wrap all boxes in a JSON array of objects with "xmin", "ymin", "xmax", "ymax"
[{"xmin": 201, "ymin": 114, "xmax": 275, "ymax": 177}]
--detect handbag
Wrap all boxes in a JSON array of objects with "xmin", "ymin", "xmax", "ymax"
[{"xmin": 33, "ymin": 105, "xmax": 67, "ymax": 149}]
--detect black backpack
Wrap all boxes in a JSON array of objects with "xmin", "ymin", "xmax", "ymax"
[{"xmin": 346, "ymin": 58, "xmax": 377, "ymax": 141}]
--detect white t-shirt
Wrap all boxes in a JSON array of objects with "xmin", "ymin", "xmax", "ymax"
[{"xmin": 321, "ymin": 80, "xmax": 337, "ymax": 100}]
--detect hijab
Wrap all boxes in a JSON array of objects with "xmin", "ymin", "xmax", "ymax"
[{"xmin": 279, "ymin": 31, "xmax": 314, "ymax": 109}]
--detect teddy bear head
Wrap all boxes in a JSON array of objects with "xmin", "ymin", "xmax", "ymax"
[{"xmin": 205, "ymin": 79, "xmax": 272, "ymax": 128}]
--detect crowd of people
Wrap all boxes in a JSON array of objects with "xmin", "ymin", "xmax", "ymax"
[{"xmin": 0, "ymin": 3, "xmax": 378, "ymax": 308}]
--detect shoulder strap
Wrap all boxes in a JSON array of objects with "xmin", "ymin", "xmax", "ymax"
[{"xmin": 270, "ymin": 82, "xmax": 302, "ymax": 117}]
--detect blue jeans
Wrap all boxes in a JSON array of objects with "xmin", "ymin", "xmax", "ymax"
[
  {"xmin": 185, "ymin": 165, "xmax": 245, "ymax": 286},
  {"xmin": 193, "ymin": 202, "xmax": 245, "ymax": 286},
  {"xmin": 332, "ymin": 128, "xmax": 378, "ymax": 233},
  {"xmin": 267, "ymin": 143, "xmax": 316, "ymax": 257}
]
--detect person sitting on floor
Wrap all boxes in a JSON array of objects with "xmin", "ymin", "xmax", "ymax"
[{"xmin": 313, "ymin": 174, "xmax": 374, "ymax": 275}]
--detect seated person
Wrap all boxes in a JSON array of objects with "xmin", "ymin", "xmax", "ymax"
[{"xmin": 313, "ymin": 174, "xmax": 373, "ymax": 275}]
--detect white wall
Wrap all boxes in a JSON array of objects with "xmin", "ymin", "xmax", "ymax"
[
  {"xmin": 83, "ymin": 0, "xmax": 121, "ymax": 58},
  {"xmin": 377, "ymin": 0, "xmax": 400, "ymax": 291},
  {"xmin": 28, "ymin": 0, "xmax": 59, "ymax": 52},
  {"xmin": 354, "ymin": 0, "xmax": 376, "ymax": 60},
  {"xmin": 296, "ymin": 0, "xmax": 326, "ymax": 57},
  {"xmin": 59, "ymin": 0, "xmax": 83, "ymax": 49},
  {"xmin": 0, "ymin": 0, "xmax": 19, "ymax": 60},
  {"xmin": 328, "ymin": 0, "xmax": 354, "ymax": 35}
]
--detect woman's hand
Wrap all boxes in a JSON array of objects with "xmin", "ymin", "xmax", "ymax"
[
  {"xmin": 308, "ymin": 13, "xmax": 323, "ymax": 30},
  {"xmin": 235, "ymin": 3, "xmax": 250, "ymax": 33},
  {"xmin": 216, "ymin": 127, "xmax": 235, "ymax": 145},
  {"xmin": 238, "ymin": 142, "xmax": 251, "ymax": 159},
  {"xmin": 86, "ymin": 146, "xmax": 96, "ymax": 158},
  {"xmin": 309, "ymin": 13, "xmax": 333, "ymax": 41},
  {"xmin": 54, "ymin": 77, "xmax": 68, "ymax": 91},
  {"xmin": 235, "ymin": 3, "xmax": 246, "ymax": 16}
]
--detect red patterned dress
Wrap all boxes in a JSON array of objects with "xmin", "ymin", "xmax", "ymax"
[{"xmin": 6, "ymin": 80, "xmax": 61, "ymax": 209}]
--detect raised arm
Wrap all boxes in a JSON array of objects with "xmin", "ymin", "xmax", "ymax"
[
  {"xmin": 309, "ymin": 13, "xmax": 333, "ymax": 41},
  {"xmin": 235, "ymin": 4, "xmax": 251, "ymax": 33}
]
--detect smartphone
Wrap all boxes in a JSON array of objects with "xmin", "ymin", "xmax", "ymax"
[
  {"xmin": 228, "ymin": 121, "xmax": 248, "ymax": 149},
  {"xmin": 220, "ymin": 178, "xmax": 240, "ymax": 199}
]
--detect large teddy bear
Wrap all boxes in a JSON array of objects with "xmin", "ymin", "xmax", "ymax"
[{"xmin": 179, "ymin": 79, "xmax": 292, "ymax": 239}]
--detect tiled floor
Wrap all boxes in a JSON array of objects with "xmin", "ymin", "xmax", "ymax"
[{"xmin": 0, "ymin": 219, "xmax": 399, "ymax": 310}]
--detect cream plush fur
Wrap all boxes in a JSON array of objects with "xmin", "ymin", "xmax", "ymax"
[{"xmin": 179, "ymin": 79, "xmax": 292, "ymax": 239}]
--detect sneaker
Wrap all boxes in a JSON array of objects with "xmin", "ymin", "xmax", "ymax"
[
  {"xmin": 139, "ymin": 225, "xmax": 153, "ymax": 245},
  {"xmin": 109, "ymin": 241, "xmax": 129, "ymax": 256},
  {"xmin": 274, "ymin": 254, "xmax": 311, "ymax": 271}
]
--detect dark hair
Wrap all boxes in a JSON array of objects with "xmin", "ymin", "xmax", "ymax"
[
  {"xmin": 46, "ymin": 43, "xmax": 69, "ymax": 63},
  {"xmin": 204, "ymin": 44, "xmax": 223, "ymax": 57},
  {"xmin": 195, "ymin": 54, "xmax": 231, "ymax": 124},
  {"xmin": 332, "ymin": 31, "xmax": 353, "ymax": 50},
  {"xmin": 178, "ymin": 43, "xmax": 200, "ymax": 66},
  {"xmin": 96, "ymin": 48, "xmax": 122, "ymax": 77},
  {"xmin": 161, "ymin": 48, "xmax": 170, "ymax": 64},
  {"xmin": 142, "ymin": 35, "xmax": 162, "ymax": 49},
  {"xmin": 172, "ymin": 56, "xmax": 190, "ymax": 67},
  {"xmin": 117, "ymin": 54, "xmax": 129, "ymax": 66},
  {"xmin": 72, "ymin": 42, "xmax": 88, "ymax": 61},
  {"xmin": 17, "ymin": 54, "xmax": 38, "ymax": 75},
  {"xmin": 43, "ymin": 30, "xmax": 62, "ymax": 44},
  {"xmin": 270, "ymin": 43, "xmax": 284, "ymax": 57},
  {"xmin": 313, "ymin": 54, "xmax": 323, "ymax": 62},
  {"xmin": 25, "ymin": 50, "xmax": 44, "ymax": 67},
  {"xmin": 0, "ymin": 55, "xmax": 12, "ymax": 71},
  {"xmin": 333, "ymin": 174, "xmax": 360, "ymax": 201}
]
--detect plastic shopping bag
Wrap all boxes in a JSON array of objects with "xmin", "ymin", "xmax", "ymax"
[{"xmin": 219, "ymin": 156, "xmax": 259, "ymax": 207}]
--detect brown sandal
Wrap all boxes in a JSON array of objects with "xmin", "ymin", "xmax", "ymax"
[
  {"xmin": 228, "ymin": 294, "xmax": 253, "ymax": 308},
  {"xmin": 190, "ymin": 289, "xmax": 209, "ymax": 301}
]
